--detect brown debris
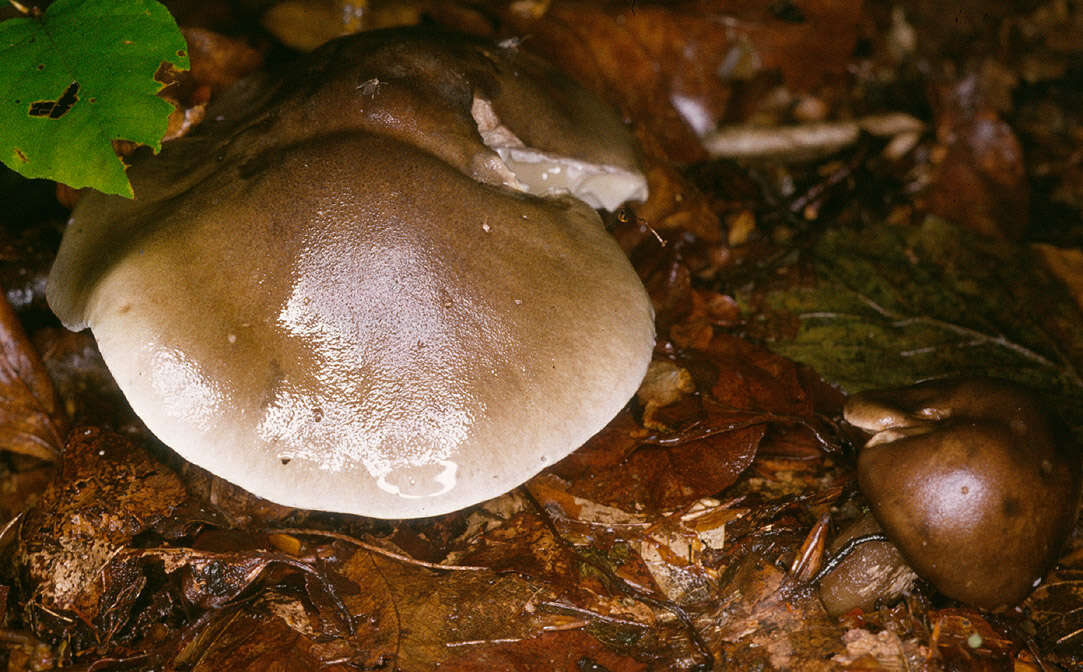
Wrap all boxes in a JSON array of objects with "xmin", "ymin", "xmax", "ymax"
[
  {"xmin": 15, "ymin": 428, "xmax": 187, "ymax": 644},
  {"xmin": 922, "ymin": 72, "xmax": 1030, "ymax": 239}
]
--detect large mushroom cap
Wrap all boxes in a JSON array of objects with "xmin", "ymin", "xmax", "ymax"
[
  {"xmin": 46, "ymin": 29, "xmax": 654, "ymax": 518},
  {"xmin": 846, "ymin": 378, "xmax": 1082, "ymax": 609}
]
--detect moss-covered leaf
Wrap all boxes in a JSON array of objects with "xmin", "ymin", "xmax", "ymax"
[{"xmin": 743, "ymin": 217, "xmax": 1083, "ymax": 434}]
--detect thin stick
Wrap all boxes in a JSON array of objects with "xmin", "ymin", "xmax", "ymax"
[{"xmin": 270, "ymin": 527, "xmax": 489, "ymax": 572}]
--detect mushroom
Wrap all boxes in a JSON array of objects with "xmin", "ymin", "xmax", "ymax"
[
  {"xmin": 844, "ymin": 377, "xmax": 1082, "ymax": 609},
  {"xmin": 45, "ymin": 28, "xmax": 655, "ymax": 518},
  {"xmin": 817, "ymin": 512, "xmax": 917, "ymax": 617}
]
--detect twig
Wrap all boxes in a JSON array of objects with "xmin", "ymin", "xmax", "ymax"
[
  {"xmin": 703, "ymin": 113, "xmax": 924, "ymax": 160},
  {"xmin": 0, "ymin": 511, "xmax": 23, "ymax": 547},
  {"xmin": 446, "ymin": 637, "xmax": 524, "ymax": 647},
  {"xmin": 788, "ymin": 146, "xmax": 866, "ymax": 215},
  {"xmin": 538, "ymin": 600, "xmax": 651, "ymax": 631},
  {"xmin": 269, "ymin": 527, "xmax": 489, "ymax": 572}
]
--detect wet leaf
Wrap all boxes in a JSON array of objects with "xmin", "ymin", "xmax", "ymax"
[
  {"xmin": 928, "ymin": 609, "xmax": 1016, "ymax": 669},
  {"xmin": 548, "ymin": 332, "xmax": 828, "ymax": 514},
  {"xmin": 177, "ymin": 604, "xmax": 374, "ymax": 672},
  {"xmin": 179, "ymin": 27, "xmax": 262, "ymax": 96},
  {"xmin": 34, "ymin": 328, "xmax": 131, "ymax": 430},
  {"xmin": 0, "ymin": 286, "xmax": 65, "ymax": 460}
]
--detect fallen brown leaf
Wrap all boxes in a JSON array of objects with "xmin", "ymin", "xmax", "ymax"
[
  {"xmin": 711, "ymin": 551, "xmax": 845, "ymax": 670},
  {"xmin": 923, "ymin": 70, "xmax": 1030, "ymax": 239},
  {"xmin": 175, "ymin": 603, "xmax": 380, "ymax": 672},
  {"xmin": 0, "ymin": 286, "xmax": 66, "ymax": 461}
]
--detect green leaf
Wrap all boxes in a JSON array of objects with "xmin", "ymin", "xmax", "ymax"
[
  {"xmin": 741, "ymin": 217, "xmax": 1083, "ymax": 435},
  {"xmin": 0, "ymin": 0, "xmax": 189, "ymax": 197}
]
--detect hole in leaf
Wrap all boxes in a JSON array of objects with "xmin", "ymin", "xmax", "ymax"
[{"xmin": 28, "ymin": 81, "xmax": 79, "ymax": 119}]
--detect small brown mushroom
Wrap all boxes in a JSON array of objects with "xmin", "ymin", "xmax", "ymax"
[
  {"xmin": 46, "ymin": 29, "xmax": 654, "ymax": 519},
  {"xmin": 817, "ymin": 512, "xmax": 917, "ymax": 617},
  {"xmin": 844, "ymin": 377, "xmax": 1082, "ymax": 609}
]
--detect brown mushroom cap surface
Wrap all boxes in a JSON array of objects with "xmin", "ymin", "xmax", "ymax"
[
  {"xmin": 46, "ymin": 29, "xmax": 654, "ymax": 518},
  {"xmin": 846, "ymin": 378, "xmax": 1082, "ymax": 609}
]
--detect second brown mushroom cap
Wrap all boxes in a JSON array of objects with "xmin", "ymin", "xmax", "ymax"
[{"xmin": 845, "ymin": 377, "xmax": 1082, "ymax": 609}]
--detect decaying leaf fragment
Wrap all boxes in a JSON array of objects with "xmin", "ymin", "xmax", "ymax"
[
  {"xmin": 164, "ymin": 533, "xmax": 651, "ymax": 671},
  {"xmin": 16, "ymin": 428, "xmax": 187, "ymax": 642},
  {"xmin": 547, "ymin": 333, "xmax": 828, "ymax": 514}
]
